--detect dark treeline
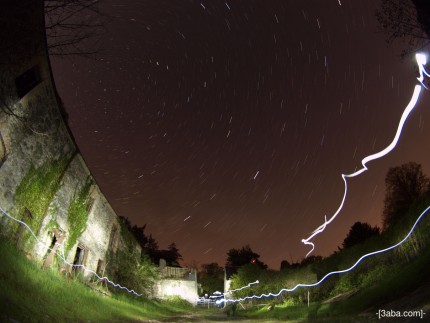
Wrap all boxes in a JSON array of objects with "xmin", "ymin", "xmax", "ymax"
[
  {"xmin": 118, "ymin": 217, "xmax": 182, "ymax": 267},
  {"xmin": 198, "ymin": 162, "xmax": 430, "ymax": 298}
]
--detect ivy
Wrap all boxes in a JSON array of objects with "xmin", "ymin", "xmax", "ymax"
[
  {"xmin": 65, "ymin": 177, "xmax": 93, "ymax": 255},
  {"xmin": 14, "ymin": 157, "xmax": 69, "ymax": 246}
]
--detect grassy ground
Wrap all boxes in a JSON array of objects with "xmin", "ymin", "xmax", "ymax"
[
  {"xmin": 233, "ymin": 248, "xmax": 430, "ymax": 322},
  {"xmin": 2, "ymin": 234, "xmax": 430, "ymax": 322},
  {"xmin": 0, "ymin": 237, "xmax": 194, "ymax": 322}
]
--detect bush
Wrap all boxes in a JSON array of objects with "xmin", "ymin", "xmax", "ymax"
[{"xmin": 114, "ymin": 251, "xmax": 159, "ymax": 297}]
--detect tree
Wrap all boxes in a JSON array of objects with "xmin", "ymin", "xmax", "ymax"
[
  {"xmin": 280, "ymin": 260, "xmax": 291, "ymax": 270},
  {"xmin": 382, "ymin": 162, "xmax": 430, "ymax": 229},
  {"xmin": 341, "ymin": 222, "xmax": 380, "ymax": 249},
  {"xmin": 300, "ymin": 255, "xmax": 323, "ymax": 267},
  {"xmin": 198, "ymin": 263, "xmax": 224, "ymax": 296},
  {"xmin": 230, "ymin": 264, "xmax": 262, "ymax": 288},
  {"xmin": 0, "ymin": 0, "xmax": 106, "ymax": 62},
  {"xmin": 226, "ymin": 245, "xmax": 267, "ymax": 269},
  {"xmin": 166, "ymin": 242, "xmax": 183, "ymax": 266},
  {"xmin": 44, "ymin": 0, "xmax": 107, "ymax": 58},
  {"xmin": 114, "ymin": 251, "xmax": 159, "ymax": 297},
  {"xmin": 376, "ymin": 0, "xmax": 430, "ymax": 57}
]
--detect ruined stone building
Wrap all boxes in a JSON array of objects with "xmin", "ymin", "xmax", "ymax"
[
  {"xmin": 154, "ymin": 259, "xmax": 199, "ymax": 303},
  {"xmin": 0, "ymin": 2, "xmax": 201, "ymax": 303},
  {"xmin": 0, "ymin": 1, "xmax": 140, "ymax": 282}
]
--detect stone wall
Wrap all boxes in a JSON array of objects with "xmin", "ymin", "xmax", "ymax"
[
  {"xmin": 0, "ymin": 0, "xmax": 140, "ymax": 280},
  {"xmin": 154, "ymin": 267, "xmax": 199, "ymax": 304}
]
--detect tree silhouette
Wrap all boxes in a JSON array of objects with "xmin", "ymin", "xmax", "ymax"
[
  {"xmin": 341, "ymin": 222, "xmax": 380, "ymax": 249},
  {"xmin": 0, "ymin": 0, "xmax": 106, "ymax": 61},
  {"xmin": 198, "ymin": 263, "xmax": 224, "ymax": 296},
  {"xmin": 226, "ymin": 245, "xmax": 267, "ymax": 269},
  {"xmin": 382, "ymin": 162, "xmax": 430, "ymax": 229},
  {"xmin": 44, "ymin": 0, "xmax": 107, "ymax": 58},
  {"xmin": 376, "ymin": 0, "xmax": 430, "ymax": 57},
  {"xmin": 280, "ymin": 260, "xmax": 291, "ymax": 270}
]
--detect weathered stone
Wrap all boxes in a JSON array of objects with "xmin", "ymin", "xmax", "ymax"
[{"xmin": 0, "ymin": 0, "xmax": 140, "ymax": 282}]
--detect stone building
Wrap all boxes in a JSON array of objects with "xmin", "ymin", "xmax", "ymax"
[
  {"xmin": 0, "ymin": 1, "xmax": 140, "ymax": 282},
  {"xmin": 154, "ymin": 259, "xmax": 199, "ymax": 304}
]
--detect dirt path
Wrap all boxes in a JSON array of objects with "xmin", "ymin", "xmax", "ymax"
[{"xmin": 140, "ymin": 310, "xmax": 276, "ymax": 323}]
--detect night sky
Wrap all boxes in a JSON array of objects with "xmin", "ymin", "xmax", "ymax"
[{"xmin": 51, "ymin": 0, "xmax": 430, "ymax": 269}]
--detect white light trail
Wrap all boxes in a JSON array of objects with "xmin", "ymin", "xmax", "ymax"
[
  {"xmin": 0, "ymin": 206, "xmax": 143, "ymax": 296},
  {"xmin": 220, "ymin": 204, "xmax": 430, "ymax": 303},
  {"xmin": 224, "ymin": 280, "xmax": 259, "ymax": 295},
  {"xmin": 416, "ymin": 53, "xmax": 430, "ymax": 88},
  {"xmin": 302, "ymin": 53, "xmax": 428, "ymax": 257}
]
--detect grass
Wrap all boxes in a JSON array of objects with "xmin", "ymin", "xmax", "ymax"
[
  {"xmin": 0, "ymin": 237, "xmax": 194, "ymax": 322},
  {"xmin": 234, "ymin": 248, "xmax": 430, "ymax": 322}
]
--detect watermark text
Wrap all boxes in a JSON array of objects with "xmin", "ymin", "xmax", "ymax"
[{"xmin": 376, "ymin": 309, "xmax": 426, "ymax": 320}]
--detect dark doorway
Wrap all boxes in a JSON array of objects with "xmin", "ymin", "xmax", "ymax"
[
  {"xmin": 72, "ymin": 244, "xmax": 87, "ymax": 275},
  {"xmin": 73, "ymin": 246, "xmax": 83, "ymax": 266},
  {"xmin": 42, "ymin": 228, "xmax": 65, "ymax": 269},
  {"xmin": 49, "ymin": 235, "xmax": 57, "ymax": 249}
]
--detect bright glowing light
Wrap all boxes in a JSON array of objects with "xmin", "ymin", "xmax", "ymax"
[
  {"xmin": 416, "ymin": 53, "xmax": 429, "ymax": 88},
  {"xmin": 225, "ymin": 280, "xmax": 259, "ymax": 295},
  {"xmin": 220, "ymin": 204, "xmax": 430, "ymax": 303},
  {"xmin": 0, "ymin": 206, "xmax": 143, "ymax": 296},
  {"xmin": 302, "ymin": 53, "xmax": 428, "ymax": 256}
]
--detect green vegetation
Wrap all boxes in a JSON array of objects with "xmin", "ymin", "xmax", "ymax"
[
  {"xmin": 113, "ymin": 249, "xmax": 160, "ymax": 297},
  {"xmin": 234, "ymin": 248, "xmax": 430, "ymax": 322},
  {"xmin": 198, "ymin": 262, "xmax": 224, "ymax": 296},
  {"xmin": 107, "ymin": 217, "xmax": 160, "ymax": 297},
  {"xmin": 226, "ymin": 162, "xmax": 430, "ymax": 321},
  {"xmin": 0, "ymin": 237, "xmax": 194, "ymax": 322},
  {"xmin": 229, "ymin": 202, "xmax": 430, "ymax": 320},
  {"xmin": 65, "ymin": 177, "xmax": 93, "ymax": 254},
  {"xmin": 14, "ymin": 157, "xmax": 69, "ymax": 247}
]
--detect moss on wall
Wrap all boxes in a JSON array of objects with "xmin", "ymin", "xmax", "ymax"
[
  {"xmin": 65, "ymin": 177, "xmax": 93, "ymax": 255},
  {"xmin": 14, "ymin": 156, "xmax": 70, "ymax": 246}
]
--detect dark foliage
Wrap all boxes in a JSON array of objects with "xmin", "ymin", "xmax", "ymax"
[
  {"xmin": 280, "ymin": 255, "xmax": 322, "ymax": 270},
  {"xmin": 226, "ymin": 244, "xmax": 267, "ymax": 269},
  {"xmin": 341, "ymin": 222, "xmax": 380, "ymax": 249},
  {"xmin": 376, "ymin": 0, "xmax": 430, "ymax": 57},
  {"xmin": 118, "ymin": 216, "xmax": 182, "ymax": 267},
  {"xmin": 382, "ymin": 162, "xmax": 430, "ymax": 229},
  {"xmin": 198, "ymin": 263, "xmax": 224, "ymax": 296},
  {"xmin": 280, "ymin": 260, "xmax": 291, "ymax": 270}
]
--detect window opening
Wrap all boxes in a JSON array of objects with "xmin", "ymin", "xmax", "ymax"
[{"xmin": 15, "ymin": 66, "xmax": 41, "ymax": 98}]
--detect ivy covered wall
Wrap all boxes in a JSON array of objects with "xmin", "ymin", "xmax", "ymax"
[{"xmin": 0, "ymin": 1, "xmax": 141, "ymax": 282}]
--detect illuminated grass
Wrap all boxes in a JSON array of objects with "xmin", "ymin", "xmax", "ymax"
[
  {"xmin": 233, "ymin": 202, "xmax": 430, "ymax": 321},
  {"xmin": 0, "ymin": 237, "xmax": 193, "ymax": 322},
  {"xmin": 233, "ymin": 247, "xmax": 430, "ymax": 322}
]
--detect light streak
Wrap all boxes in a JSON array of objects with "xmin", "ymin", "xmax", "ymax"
[
  {"xmin": 216, "ymin": 280, "xmax": 259, "ymax": 304},
  {"xmin": 0, "ymin": 205, "xmax": 143, "ymax": 296},
  {"xmin": 225, "ymin": 280, "xmax": 259, "ymax": 295},
  {"xmin": 302, "ymin": 53, "xmax": 428, "ymax": 256},
  {"xmin": 220, "ymin": 204, "xmax": 430, "ymax": 304}
]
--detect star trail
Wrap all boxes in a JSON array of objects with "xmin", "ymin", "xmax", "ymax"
[{"xmin": 51, "ymin": 0, "xmax": 430, "ymax": 269}]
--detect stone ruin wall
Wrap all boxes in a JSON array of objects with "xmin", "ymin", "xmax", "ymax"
[{"xmin": 0, "ymin": 0, "xmax": 140, "ymax": 279}]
